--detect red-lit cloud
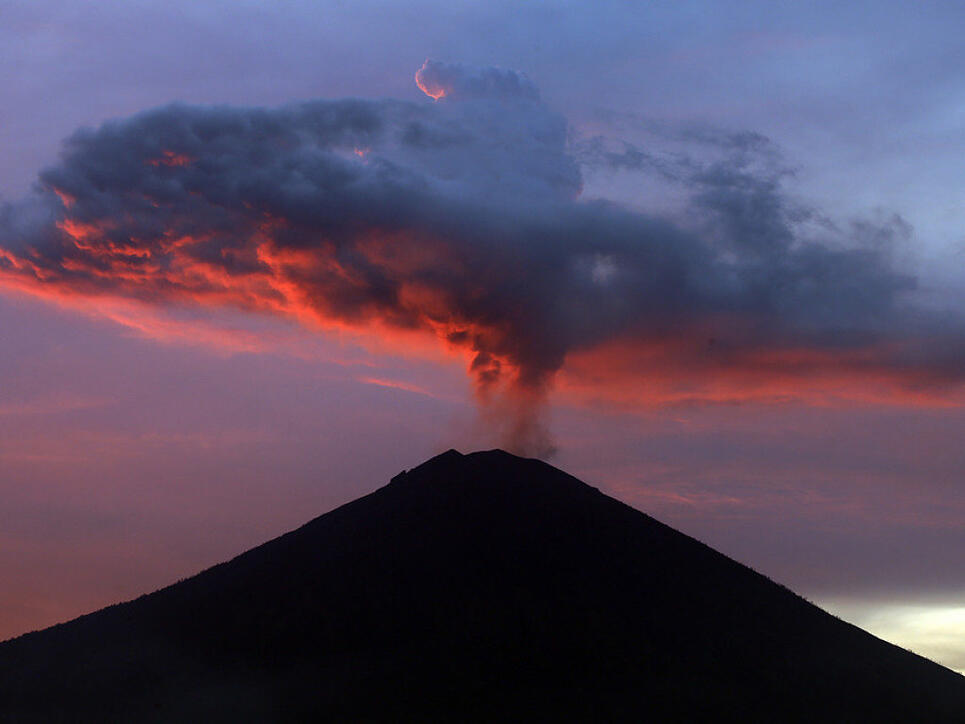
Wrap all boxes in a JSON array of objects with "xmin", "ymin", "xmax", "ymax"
[{"xmin": 558, "ymin": 336, "xmax": 965, "ymax": 409}]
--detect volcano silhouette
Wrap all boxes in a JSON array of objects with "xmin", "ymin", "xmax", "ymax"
[{"xmin": 1, "ymin": 449, "xmax": 963, "ymax": 722}]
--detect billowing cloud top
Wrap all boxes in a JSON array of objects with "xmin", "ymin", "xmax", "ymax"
[
  {"xmin": 415, "ymin": 59, "xmax": 540, "ymax": 102},
  {"xmin": 0, "ymin": 61, "xmax": 963, "ymax": 452}
]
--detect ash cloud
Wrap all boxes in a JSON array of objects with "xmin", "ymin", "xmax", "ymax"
[{"xmin": 1, "ymin": 61, "xmax": 963, "ymax": 455}]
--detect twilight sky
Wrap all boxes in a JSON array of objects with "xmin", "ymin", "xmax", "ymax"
[{"xmin": 2, "ymin": 0, "xmax": 965, "ymax": 673}]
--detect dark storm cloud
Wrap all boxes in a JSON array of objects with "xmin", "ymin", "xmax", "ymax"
[{"xmin": 1, "ymin": 61, "xmax": 963, "ymax": 451}]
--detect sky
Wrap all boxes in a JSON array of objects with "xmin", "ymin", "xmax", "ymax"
[{"xmin": 2, "ymin": 0, "xmax": 965, "ymax": 673}]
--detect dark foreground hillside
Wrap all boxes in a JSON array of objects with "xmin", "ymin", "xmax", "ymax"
[{"xmin": 1, "ymin": 449, "xmax": 963, "ymax": 722}]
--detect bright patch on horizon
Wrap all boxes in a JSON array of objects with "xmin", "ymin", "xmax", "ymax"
[{"xmin": 822, "ymin": 598, "xmax": 965, "ymax": 675}]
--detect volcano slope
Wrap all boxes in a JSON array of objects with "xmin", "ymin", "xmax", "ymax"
[{"xmin": 1, "ymin": 449, "xmax": 963, "ymax": 722}]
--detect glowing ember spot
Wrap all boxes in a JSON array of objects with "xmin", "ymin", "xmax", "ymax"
[
  {"xmin": 148, "ymin": 150, "xmax": 193, "ymax": 167},
  {"xmin": 353, "ymin": 147, "xmax": 370, "ymax": 158},
  {"xmin": 415, "ymin": 60, "xmax": 448, "ymax": 100}
]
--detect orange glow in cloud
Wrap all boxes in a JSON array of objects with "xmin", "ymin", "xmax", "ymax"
[
  {"xmin": 52, "ymin": 188, "xmax": 76, "ymax": 209},
  {"xmin": 557, "ymin": 336, "xmax": 965, "ymax": 409},
  {"xmin": 415, "ymin": 60, "xmax": 448, "ymax": 100},
  {"xmin": 147, "ymin": 150, "xmax": 193, "ymax": 167},
  {"xmin": 0, "ymin": 220, "xmax": 478, "ymax": 375},
  {"xmin": 57, "ymin": 219, "xmax": 100, "ymax": 242},
  {"xmin": 3, "ymin": 209, "xmax": 963, "ymax": 420}
]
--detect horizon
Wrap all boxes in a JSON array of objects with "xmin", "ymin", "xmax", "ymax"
[{"xmin": 2, "ymin": 1, "xmax": 965, "ymax": 678}]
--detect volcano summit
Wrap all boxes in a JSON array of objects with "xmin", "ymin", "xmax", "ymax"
[{"xmin": 1, "ymin": 449, "xmax": 963, "ymax": 722}]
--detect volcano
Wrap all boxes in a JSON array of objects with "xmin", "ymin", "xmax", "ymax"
[{"xmin": 1, "ymin": 449, "xmax": 963, "ymax": 722}]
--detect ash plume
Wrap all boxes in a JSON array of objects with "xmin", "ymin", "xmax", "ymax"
[{"xmin": 1, "ymin": 61, "xmax": 964, "ymax": 455}]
